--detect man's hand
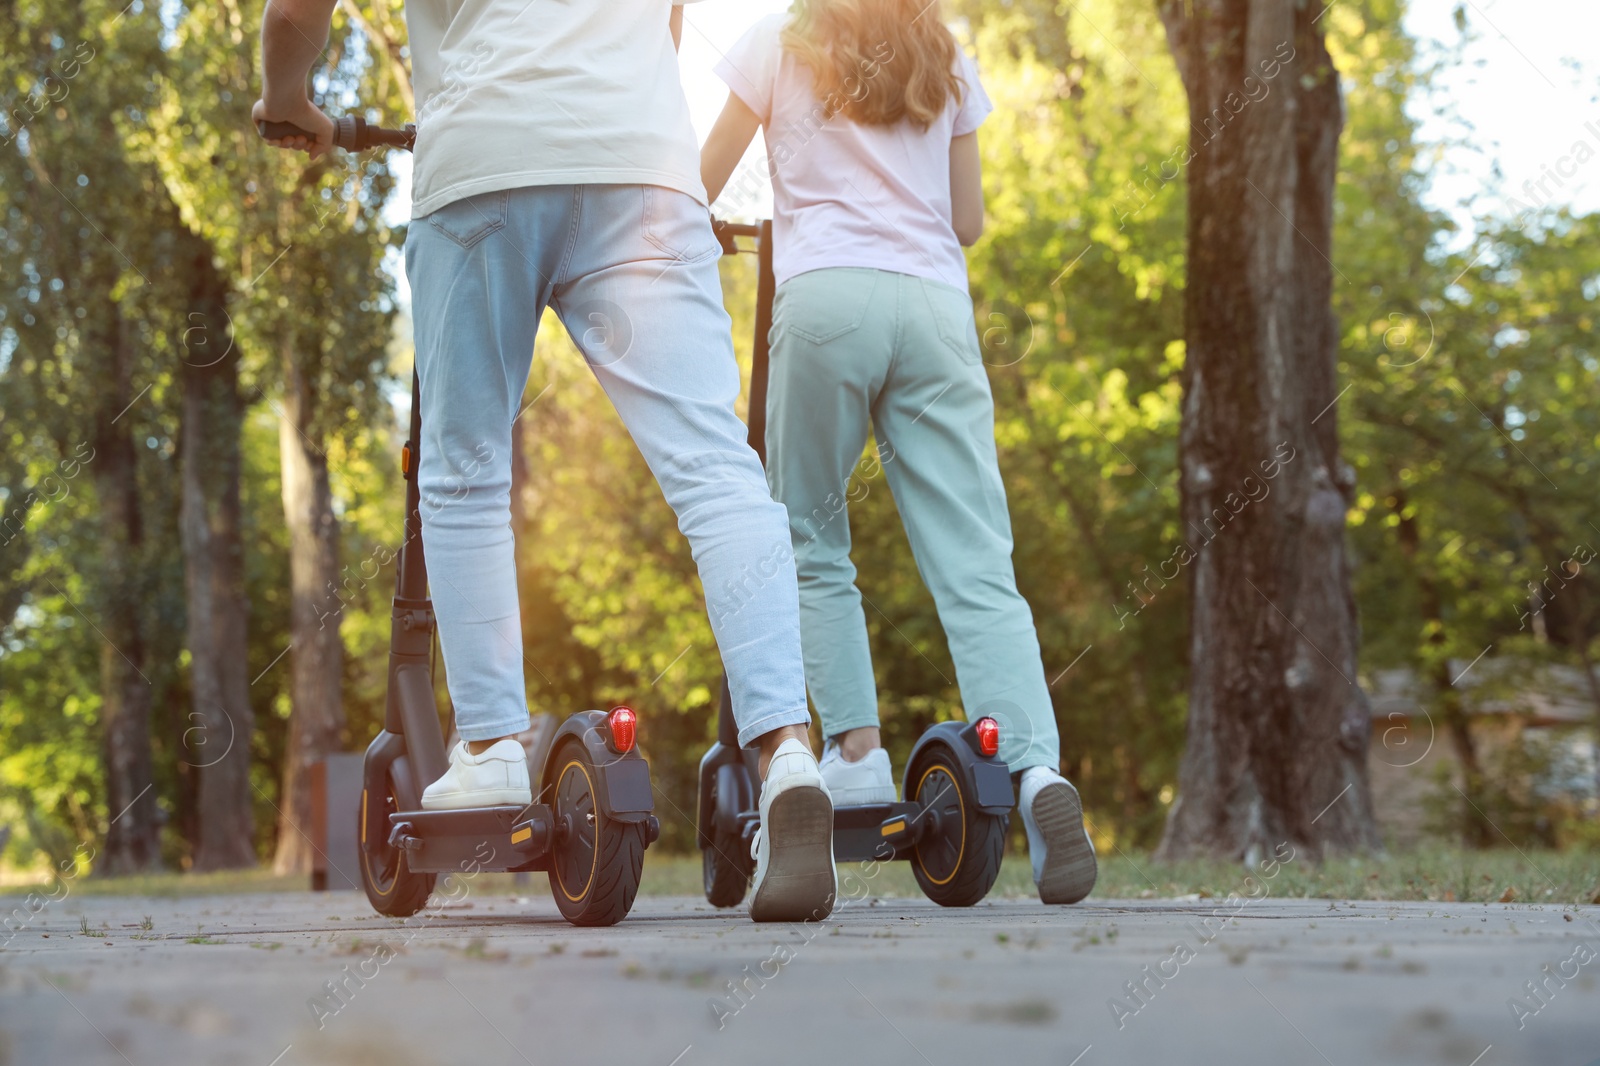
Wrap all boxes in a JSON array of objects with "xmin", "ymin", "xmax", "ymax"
[
  {"xmin": 256, "ymin": 0, "xmax": 338, "ymax": 155},
  {"xmin": 252, "ymin": 96, "xmax": 335, "ymax": 158}
]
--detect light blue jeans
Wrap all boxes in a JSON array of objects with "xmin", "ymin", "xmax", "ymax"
[
  {"xmin": 405, "ymin": 183, "xmax": 810, "ymax": 748},
  {"xmin": 765, "ymin": 267, "xmax": 1060, "ymax": 772}
]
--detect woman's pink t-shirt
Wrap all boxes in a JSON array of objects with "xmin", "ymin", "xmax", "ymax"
[{"xmin": 715, "ymin": 14, "xmax": 993, "ymax": 292}]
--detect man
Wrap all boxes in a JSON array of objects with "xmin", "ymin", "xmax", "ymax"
[{"xmin": 255, "ymin": 0, "xmax": 835, "ymax": 923}]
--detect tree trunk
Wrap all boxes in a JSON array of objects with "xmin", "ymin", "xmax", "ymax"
[
  {"xmin": 92, "ymin": 310, "xmax": 161, "ymax": 875},
  {"xmin": 179, "ymin": 237, "xmax": 257, "ymax": 871},
  {"xmin": 1154, "ymin": 0, "xmax": 1381, "ymax": 861},
  {"xmin": 271, "ymin": 342, "xmax": 346, "ymax": 874}
]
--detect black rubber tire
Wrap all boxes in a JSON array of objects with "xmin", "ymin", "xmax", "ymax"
[
  {"xmin": 546, "ymin": 739, "xmax": 645, "ymax": 927},
  {"xmin": 702, "ymin": 770, "xmax": 754, "ymax": 908},
  {"xmin": 358, "ymin": 774, "xmax": 436, "ymax": 918},
  {"xmin": 907, "ymin": 746, "xmax": 1006, "ymax": 907}
]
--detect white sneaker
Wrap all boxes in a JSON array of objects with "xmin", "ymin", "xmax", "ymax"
[
  {"xmin": 749, "ymin": 738, "xmax": 837, "ymax": 922},
  {"xmin": 1019, "ymin": 766, "xmax": 1097, "ymax": 904},
  {"xmin": 420, "ymin": 739, "xmax": 532, "ymax": 811},
  {"xmin": 819, "ymin": 741, "xmax": 897, "ymax": 805}
]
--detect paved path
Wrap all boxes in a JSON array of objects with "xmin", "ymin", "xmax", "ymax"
[{"xmin": 2, "ymin": 889, "xmax": 1598, "ymax": 1066}]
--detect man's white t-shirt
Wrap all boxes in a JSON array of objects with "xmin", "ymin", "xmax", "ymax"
[{"xmin": 405, "ymin": 0, "xmax": 707, "ymax": 219}]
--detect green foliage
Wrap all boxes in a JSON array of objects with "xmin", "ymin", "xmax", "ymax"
[
  {"xmin": 1, "ymin": 0, "xmax": 404, "ymax": 870},
  {"xmin": 1328, "ymin": 1, "xmax": 1600, "ymax": 839}
]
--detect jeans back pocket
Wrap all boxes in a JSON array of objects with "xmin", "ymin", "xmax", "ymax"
[
  {"xmin": 427, "ymin": 189, "xmax": 508, "ymax": 249},
  {"xmin": 919, "ymin": 278, "xmax": 981, "ymax": 365},
  {"xmin": 776, "ymin": 269, "xmax": 878, "ymax": 345},
  {"xmin": 642, "ymin": 186, "xmax": 721, "ymax": 264}
]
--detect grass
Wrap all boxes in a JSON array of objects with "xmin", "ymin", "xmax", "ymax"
[
  {"xmin": 1083, "ymin": 845, "xmax": 1600, "ymax": 906},
  {"xmin": 5, "ymin": 846, "xmax": 1597, "ymax": 906},
  {"xmin": 6, "ymin": 868, "xmax": 305, "ymax": 898},
  {"xmin": 637, "ymin": 846, "xmax": 1600, "ymax": 905}
]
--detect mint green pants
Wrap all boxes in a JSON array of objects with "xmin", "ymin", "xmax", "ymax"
[{"xmin": 765, "ymin": 267, "xmax": 1059, "ymax": 772}]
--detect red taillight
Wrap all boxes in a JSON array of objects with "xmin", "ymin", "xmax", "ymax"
[
  {"xmin": 975, "ymin": 717, "xmax": 1000, "ymax": 757},
  {"xmin": 607, "ymin": 706, "xmax": 637, "ymax": 753}
]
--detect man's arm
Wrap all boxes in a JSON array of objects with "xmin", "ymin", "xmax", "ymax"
[
  {"xmin": 253, "ymin": 0, "xmax": 339, "ymax": 156},
  {"xmin": 671, "ymin": 5, "xmax": 683, "ymax": 50}
]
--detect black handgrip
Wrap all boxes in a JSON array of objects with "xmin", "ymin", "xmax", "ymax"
[
  {"xmin": 256, "ymin": 115, "xmax": 415, "ymax": 153},
  {"xmin": 257, "ymin": 119, "xmax": 320, "ymax": 143}
]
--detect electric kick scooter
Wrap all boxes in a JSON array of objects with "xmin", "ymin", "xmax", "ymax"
[
  {"xmin": 696, "ymin": 221, "xmax": 1014, "ymax": 909},
  {"xmin": 259, "ymin": 115, "xmax": 660, "ymax": 927}
]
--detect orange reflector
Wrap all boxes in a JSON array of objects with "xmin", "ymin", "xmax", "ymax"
[{"xmin": 401, "ymin": 444, "xmax": 411, "ymax": 475}]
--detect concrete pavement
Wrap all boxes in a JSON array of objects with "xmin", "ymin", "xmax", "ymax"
[{"xmin": 2, "ymin": 888, "xmax": 1597, "ymax": 1066}]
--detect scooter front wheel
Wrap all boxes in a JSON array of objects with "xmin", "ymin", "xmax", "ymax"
[
  {"xmin": 702, "ymin": 767, "xmax": 754, "ymax": 908},
  {"xmin": 546, "ymin": 739, "xmax": 645, "ymax": 927},
  {"xmin": 358, "ymin": 773, "xmax": 437, "ymax": 917}
]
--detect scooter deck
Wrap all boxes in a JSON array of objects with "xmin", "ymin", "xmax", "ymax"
[
  {"xmin": 738, "ymin": 800, "xmax": 928, "ymax": 865},
  {"xmin": 388, "ymin": 805, "xmax": 554, "ymax": 874}
]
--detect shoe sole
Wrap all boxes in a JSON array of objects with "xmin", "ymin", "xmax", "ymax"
[
  {"xmin": 420, "ymin": 788, "xmax": 532, "ymax": 811},
  {"xmin": 749, "ymin": 784, "xmax": 836, "ymax": 923},
  {"xmin": 1032, "ymin": 780, "xmax": 1097, "ymax": 905}
]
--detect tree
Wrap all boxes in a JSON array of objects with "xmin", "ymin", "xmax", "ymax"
[
  {"xmin": 0, "ymin": 0, "xmax": 174, "ymax": 873},
  {"xmin": 140, "ymin": 0, "xmax": 403, "ymax": 872},
  {"xmin": 174, "ymin": 226, "xmax": 256, "ymax": 870},
  {"xmin": 1153, "ymin": 0, "xmax": 1381, "ymax": 860},
  {"xmin": 107, "ymin": 0, "xmax": 258, "ymax": 870}
]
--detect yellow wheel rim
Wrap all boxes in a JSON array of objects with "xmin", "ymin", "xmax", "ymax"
[{"xmin": 912, "ymin": 763, "xmax": 966, "ymax": 887}]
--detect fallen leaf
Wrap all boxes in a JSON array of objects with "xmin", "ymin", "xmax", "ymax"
[{"xmin": 1499, "ymin": 887, "xmax": 1516, "ymax": 903}]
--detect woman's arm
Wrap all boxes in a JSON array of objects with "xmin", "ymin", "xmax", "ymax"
[
  {"xmin": 700, "ymin": 93, "xmax": 761, "ymax": 205},
  {"xmin": 949, "ymin": 131, "xmax": 985, "ymax": 246}
]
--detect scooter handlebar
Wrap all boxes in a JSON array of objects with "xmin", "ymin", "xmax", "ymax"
[
  {"xmin": 256, "ymin": 115, "xmax": 416, "ymax": 152},
  {"xmin": 711, "ymin": 218, "xmax": 766, "ymax": 257}
]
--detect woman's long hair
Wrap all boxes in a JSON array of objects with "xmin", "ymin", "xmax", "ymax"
[{"xmin": 781, "ymin": 0, "xmax": 963, "ymax": 130}]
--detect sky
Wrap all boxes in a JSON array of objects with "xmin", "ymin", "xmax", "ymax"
[{"xmin": 1400, "ymin": 0, "xmax": 1600, "ymax": 228}]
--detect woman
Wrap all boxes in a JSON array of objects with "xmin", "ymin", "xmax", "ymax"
[{"xmin": 701, "ymin": 0, "xmax": 1096, "ymax": 904}]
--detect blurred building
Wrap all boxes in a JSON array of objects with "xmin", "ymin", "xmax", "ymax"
[{"xmin": 1365, "ymin": 660, "xmax": 1598, "ymax": 846}]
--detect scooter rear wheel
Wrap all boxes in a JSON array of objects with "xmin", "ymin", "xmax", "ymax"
[
  {"xmin": 358, "ymin": 774, "xmax": 437, "ymax": 917},
  {"xmin": 546, "ymin": 739, "xmax": 645, "ymax": 927},
  {"xmin": 908, "ymin": 746, "xmax": 1006, "ymax": 907}
]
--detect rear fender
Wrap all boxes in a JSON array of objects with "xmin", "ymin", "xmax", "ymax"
[
  {"xmin": 904, "ymin": 720, "xmax": 1014, "ymax": 815},
  {"xmin": 541, "ymin": 710, "xmax": 654, "ymax": 824}
]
